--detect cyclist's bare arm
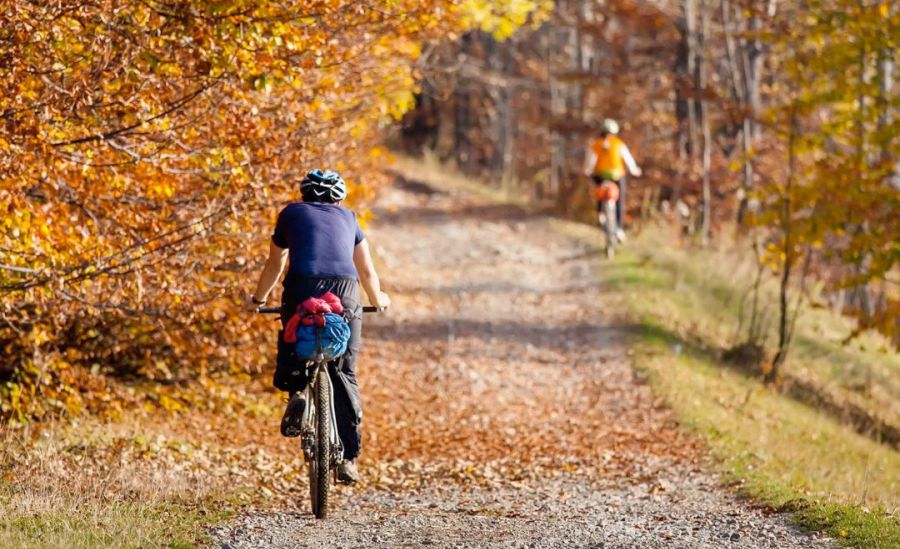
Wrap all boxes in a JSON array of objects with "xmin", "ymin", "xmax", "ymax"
[
  {"xmin": 353, "ymin": 239, "xmax": 390, "ymax": 309},
  {"xmin": 621, "ymin": 144, "xmax": 642, "ymax": 177},
  {"xmin": 246, "ymin": 242, "xmax": 288, "ymax": 310},
  {"xmin": 583, "ymin": 144, "xmax": 597, "ymax": 177}
]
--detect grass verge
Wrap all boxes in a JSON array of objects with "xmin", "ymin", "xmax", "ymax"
[
  {"xmin": 0, "ymin": 486, "xmax": 217, "ymax": 549},
  {"xmin": 578, "ymin": 224, "xmax": 900, "ymax": 548},
  {"xmin": 0, "ymin": 418, "xmax": 238, "ymax": 549},
  {"xmin": 0, "ymin": 398, "xmax": 289, "ymax": 549}
]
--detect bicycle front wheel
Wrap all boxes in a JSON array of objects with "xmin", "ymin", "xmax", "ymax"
[{"xmin": 313, "ymin": 366, "xmax": 331, "ymax": 519}]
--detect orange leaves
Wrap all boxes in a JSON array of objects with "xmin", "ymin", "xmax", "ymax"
[{"xmin": 0, "ymin": 0, "xmax": 548, "ymax": 424}]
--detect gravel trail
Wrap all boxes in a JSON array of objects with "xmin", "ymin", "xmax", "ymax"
[{"xmin": 210, "ymin": 177, "xmax": 833, "ymax": 548}]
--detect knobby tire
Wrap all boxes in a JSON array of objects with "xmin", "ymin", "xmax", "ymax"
[
  {"xmin": 314, "ymin": 365, "xmax": 331, "ymax": 519},
  {"xmin": 308, "ymin": 415, "xmax": 318, "ymax": 516}
]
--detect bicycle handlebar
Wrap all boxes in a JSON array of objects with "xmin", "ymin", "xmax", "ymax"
[{"xmin": 256, "ymin": 306, "xmax": 385, "ymax": 315}]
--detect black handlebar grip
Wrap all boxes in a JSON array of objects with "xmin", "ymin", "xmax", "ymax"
[{"xmin": 258, "ymin": 306, "xmax": 384, "ymax": 314}]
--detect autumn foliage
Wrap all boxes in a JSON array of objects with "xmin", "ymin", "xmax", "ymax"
[
  {"xmin": 0, "ymin": 0, "xmax": 551, "ymax": 423},
  {"xmin": 400, "ymin": 0, "xmax": 898, "ymax": 360}
]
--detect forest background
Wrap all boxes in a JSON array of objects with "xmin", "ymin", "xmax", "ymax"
[
  {"xmin": 400, "ymin": 0, "xmax": 898, "ymax": 372},
  {"xmin": 0, "ymin": 0, "xmax": 897, "ymax": 546}
]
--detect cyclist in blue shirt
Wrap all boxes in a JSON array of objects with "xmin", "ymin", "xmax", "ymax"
[{"xmin": 246, "ymin": 169, "xmax": 390, "ymax": 483}]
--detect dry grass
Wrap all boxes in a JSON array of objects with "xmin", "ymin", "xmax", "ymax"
[
  {"xmin": 563, "ymin": 222, "xmax": 900, "ymax": 547},
  {"xmin": 604, "ymin": 226, "xmax": 900, "ymax": 431},
  {"xmin": 0, "ymin": 419, "xmax": 221, "ymax": 548},
  {"xmin": 0, "ymin": 391, "xmax": 296, "ymax": 549},
  {"xmin": 592, "ymin": 224, "xmax": 900, "ymax": 507},
  {"xmin": 391, "ymin": 152, "xmax": 532, "ymax": 206}
]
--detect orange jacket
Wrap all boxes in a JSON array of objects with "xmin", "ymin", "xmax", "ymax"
[{"xmin": 589, "ymin": 135, "xmax": 626, "ymax": 181}]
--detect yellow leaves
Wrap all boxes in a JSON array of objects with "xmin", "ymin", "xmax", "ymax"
[
  {"xmin": 458, "ymin": 0, "xmax": 553, "ymax": 40},
  {"xmin": 149, "ymin": 180, "xmax": 175, "ymax": 199},
  {"xmin": 368, "ymin": 146, "xmax": 392, "ymax": 162},
  {"xmin": 156, "ymin": 117, "xmax": 172, "ymax": 132},
  {"xmin": 133, "ymin": 5, "xmax": 152, "ymax": 26},
  {"xmin": 394, "ymin": 40, "xmax": 423, "ymax": 60},
  {"xmin": 207, "ymin": 0, "xmax": 239, "ymax": 16},
  {"xmin": 252, "ymin": 74, "xmax": 273, "ymax": 94},
  {"xmin": 102, "ymin": 79, "xmax": 123, "ymax": 95},
  {"xmin": 31, "ymin": 328, "xmax": 51, "ymax": 347},
  {"xmin": 158, "ymin": 394, "xmax": 186, "ymax": 412}
]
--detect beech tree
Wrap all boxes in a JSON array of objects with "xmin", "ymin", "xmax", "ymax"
[{"xmin": 0, "ymin": 0, "xmax": 551, "ymax": 422}]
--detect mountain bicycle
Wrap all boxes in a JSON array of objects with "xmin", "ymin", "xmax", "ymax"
[
  {"xmin": 593, "ymin": 178, "xmax": 621, "ymax": 258},
  {"xmin": 258, "ymin": 304, "xmax": 382, "ymax": 519}
]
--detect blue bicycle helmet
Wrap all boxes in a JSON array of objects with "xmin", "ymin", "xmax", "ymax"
[{"xmin": 300, "ymin": 169, "xmax": 347, "ymax": 203}]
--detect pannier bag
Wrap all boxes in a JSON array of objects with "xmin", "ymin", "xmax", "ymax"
[
  {"xmin": 593, "ymin": 181, "xmax": 620, "ymax": 202},
  {"xmin": 282, "ymin": 291, "xmax": 351, "ymax": 360},
  {"xmin": 292, "ymin": 312, "xmax": 351, "ymax": 360}
]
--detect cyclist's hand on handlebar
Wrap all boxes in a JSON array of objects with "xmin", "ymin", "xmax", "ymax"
[
  {"xmin": 632, "ymin": 167, "xmax": 643, "ymax": 178},
  {"xmin": 243, "ymin": 293, "xmax": 263, "ymax": 312},
  {"xmin": 373, "ymin": 291, "xmax": 391, "ymax": 310}
]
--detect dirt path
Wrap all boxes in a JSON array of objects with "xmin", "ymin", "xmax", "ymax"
[{"xmin": 210, "ymin": 177, "xmax": 833, "ymax": 548}]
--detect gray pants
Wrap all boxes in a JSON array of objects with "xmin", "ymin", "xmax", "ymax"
[{"xmin": 274, "ymin": 276, "xmax": 362, "ymax": 460}]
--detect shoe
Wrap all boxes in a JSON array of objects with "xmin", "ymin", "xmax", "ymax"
[
  {"xmin": 336, "ymin": 460, "xmax": 359, "ymax": 484},
  {"xmin": 615, "ymin": 228, "xmax": 627, "ymax": 242},
  {"xmin": 280, "ymin": 392, "xmax": 305, "ymax": 437}
]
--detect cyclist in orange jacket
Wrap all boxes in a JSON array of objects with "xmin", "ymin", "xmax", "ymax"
[{"xmin": 584, "ymin": 118, "xmax": 642, "ymax": 240}]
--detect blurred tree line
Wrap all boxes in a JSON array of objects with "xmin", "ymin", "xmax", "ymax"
[{"xmin": 400, "ymin": 0, "xmax": 898, "ymax": 370}]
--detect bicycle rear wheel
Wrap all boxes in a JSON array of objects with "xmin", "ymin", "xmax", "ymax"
[
  {"xmin": 307, "ymin": 400, "xmax": 319, "ymax": 517},
  {"xmin": 604, "ymin": 199, "xmax": 617, "ymax": 258},
  {"xmin": 313, "ymin": 366, "xmax": 331, "ymax": 519},
  {"xmin": 308, "ymin": 440, "xmax": 318, "ymax": 515}
]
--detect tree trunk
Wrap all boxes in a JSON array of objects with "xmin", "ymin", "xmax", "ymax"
[
  {"xmin": 685, "ymin": 0, "xmax": 699, "ymax": 165},
  {"xmin": 699, "ymin": 1, "xmax": 712, "ymax": 246},
  {"xmin": 435, "ymin": 94, "xmax": 456, "ymax": 159},
  {"xmin": 734, "ymin": 0, "xmax": 777, "ymax": 223},
  {"xmin": 500, "ymin": 46, "xmax": 516, "ymax": 190},
  {"xmin": 768, "ymin": 110, "xmax": 798, "ymax": 384},
  {"xmin": 878, "ymin": 33, "xmax": 898, "ymax": 189},
  {"xmin": 726, "ymin": 0, "xmax": 754, "ymax": 224},
  {"xmin": 674, "ymin": 0, "xmax": 698, "ymax": 203}
]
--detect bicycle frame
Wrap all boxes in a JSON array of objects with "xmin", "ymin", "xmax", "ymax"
[
  {"xmin": 258, "ymin": 304, "xmax": 384, "ymax": 467},
  {"xmin": 592, "ymin": 179, "xmax": 620, "ymax": 258},
  {"xmin": 257, "ymin": 303, "xmax": 383, "ymax": 518},
  {"xmin": 300, "ymin": 360, "xmax": 343, "ymax": 467}
]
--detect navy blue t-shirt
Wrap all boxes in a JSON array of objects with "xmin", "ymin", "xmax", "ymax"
[{"xmin": 271, "ymin": 202, "xmax": 365, "ymax": 278}]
